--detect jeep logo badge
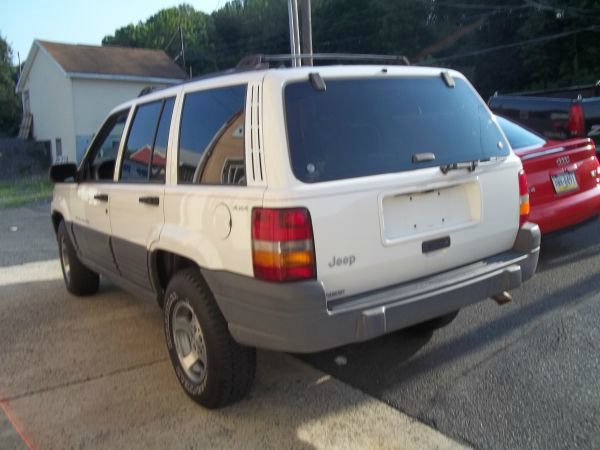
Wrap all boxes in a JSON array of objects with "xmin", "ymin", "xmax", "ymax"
[{"xmin": 329, "ymin": 255, "xmax": 356, "ymax": 267}]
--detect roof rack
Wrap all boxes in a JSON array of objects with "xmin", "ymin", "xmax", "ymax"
[
  {"xmin": 156, "ymin": 53, "xmax": 411, "ymax": 90},
  {"xmin": 138, "ymin": 86, "xmax": 161, "ymax": 97},
  {"xmin": 236, "ymin": 53, "xmax": 410, "ymax": 69}
]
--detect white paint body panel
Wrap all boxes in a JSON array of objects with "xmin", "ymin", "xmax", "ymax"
[
  {"xmin": 258, "ymin": 66, "xmax": 522, "ymax": 300},
  {"xmin": 157, "ymin": 73, "xmax": 267, "ymax": 277},
  {"xmin": 51, "ymin": 64, "xmax": 523, "ymax": 301}
]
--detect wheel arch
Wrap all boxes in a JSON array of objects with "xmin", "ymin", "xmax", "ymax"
[
  {"xmin": 51, "ymin": 210, "xmax": 64, "ymax": 234},
  {"xmin": 150, "ymin": 249, "xmax": 203, "ymax": 308}
]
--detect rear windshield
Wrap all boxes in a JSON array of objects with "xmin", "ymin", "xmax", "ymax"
[
  {"xmin": 496, "ymin": 115, "xmax": 546, "ymax": 150},
  {"xmin": 285, "ymin": 76, "xmax": 509, "ymax": 183}
]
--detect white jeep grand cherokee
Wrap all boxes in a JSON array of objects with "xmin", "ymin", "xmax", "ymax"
[{"xmin": 49, "ymin": 56, "xmax": 540, "ymax": 408}]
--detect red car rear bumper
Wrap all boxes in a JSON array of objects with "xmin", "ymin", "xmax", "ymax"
[{"xmin": 530, "ymin": 185, "xmax": 600, "ymax": 233}]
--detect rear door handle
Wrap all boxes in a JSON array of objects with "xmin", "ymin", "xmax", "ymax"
[
  {"xmin": 139, "ymin": 196, "xmax": 159, "ymax": 206},
  {"xmin": 93, "ymin": 193, "xmax": 108, "ymax": 202}
]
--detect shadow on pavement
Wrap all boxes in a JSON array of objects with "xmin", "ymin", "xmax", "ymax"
[{"xmin": 300, "ymin": 222, "xmax": 600, "ymax": 449}]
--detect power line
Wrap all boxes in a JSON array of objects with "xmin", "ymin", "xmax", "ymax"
[
  {"xmin": 436, "ymin": 1, "xmax": 600, "ymax": 19},
  {"xmin": 201, "ymin": 16, "xmax": 600, "ymax": 68},
  {"xmin": 525, "ymin": 1, "xmax": 600, "ymax": 19},
  {"xmin": 527, "ymin": 0, "xmax": 600, "ymax": 15},
  {"xmin": 129, "ymin": 1, "xmax": 600, "ymax": 71},
  {"xmin": 422, "ymin": 24, "xmax": 600, "ymax": 64},
  {"xmin": 436, "ymin": 2, "xmax": 529, "ymax": 10}
]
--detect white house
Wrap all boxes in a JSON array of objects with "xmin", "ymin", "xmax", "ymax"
[{"xmin": 15, "ymin": 40, "xmax": 188, "ymax": 163}]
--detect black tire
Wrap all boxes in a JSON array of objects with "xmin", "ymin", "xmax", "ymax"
[
  {"xmin": 57, "ymin": 221, "xmax": 99, "ymax": 296},
  {"xmin": 163, "ymin": 268, "xmax": 256, "ymax": 408},
  {"xmin": 407, "ymin": 310, "xmax": 459, "ymax": 333}
]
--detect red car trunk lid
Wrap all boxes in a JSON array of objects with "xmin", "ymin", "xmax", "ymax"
[{"xmin": 516, "ymin": 138, "xmax": 599, "ymax": 206}]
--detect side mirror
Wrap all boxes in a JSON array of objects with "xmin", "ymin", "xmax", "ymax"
[
  {"xmin": 97, "ymin": 159, "xmax": 116, "ymax": 180},
  {"xmin": 49, "ymin": 163, "xmax": 78, "ymax": 183}
]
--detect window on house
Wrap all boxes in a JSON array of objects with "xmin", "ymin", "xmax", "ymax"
[
  {"xmin": 23, "ymin": 91, "xmax": 30, "ymax": 114},
  {"xmin": 55, "ymin": 138, "xmax": 63, "ymax": 159},
  {"xmin": 178, "ymin": 85, "xmax": 246, "ymax": 185}
]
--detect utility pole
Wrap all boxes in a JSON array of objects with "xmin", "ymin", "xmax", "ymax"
[
  {"xmin": 300, "ymin": 0, "xmax": 313, "ymax": 66},
  {"xmin": 287, "ymin": 0, "xmax": 301, "ymax": 67},
  {"xmin": 179, "ymin": 25, "xmax": 187, "ymax": 76}
]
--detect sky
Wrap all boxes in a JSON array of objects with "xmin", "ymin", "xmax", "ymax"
[{"xmin": 0, "ymin": 0, "xmax": 225, "ymax": 64}]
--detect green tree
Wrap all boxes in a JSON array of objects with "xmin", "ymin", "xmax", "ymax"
[
  {"xmin": 102, "ymin": 4, "xmax": 216, "ymax": 76},
  {"xmin": 211, "ymin": 0, "xmax": 290, "ymax": 69},
  {"xmin": 515, "ymin": 0, "xmax": 600, "ymax": 91},
  {"xmin": 101, "ymin": 0, "xmax": 600, "ymax": 97},
  {"xmin": 0, "ymin": 34, "xmax": 20, "ymax": 137}
]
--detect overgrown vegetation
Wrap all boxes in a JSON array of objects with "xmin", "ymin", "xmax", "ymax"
[
  {"xmin": 0, "ymin": 176, "xmax": 52, "ymax": 209},
  {"xmin": 0, "ymin": 34, "xmax": 20, "ymax": 137},
  {"xmin": 102, "ymin": 0, "xmax": 600, "ymax": 98}
]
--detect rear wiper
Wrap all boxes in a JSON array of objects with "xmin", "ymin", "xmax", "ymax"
[{"xmin": 440, "ymin": 160, "xmax": 479, "ymax": 175}]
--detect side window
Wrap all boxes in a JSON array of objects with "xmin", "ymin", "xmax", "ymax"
[
  {"xmin": 82, "ymin": 110, "xmax": 129, "ymax": 182},
  {"xmin": 178, "ymin": 85, "xmax": 246, "ymax": 185},
  {"xmin": 120, "ymin": 97, "xmax": 175, "ymax": 183},
  {"xmin": 150, "ymin": 98, "xmax": 175, "ymax": 182}
]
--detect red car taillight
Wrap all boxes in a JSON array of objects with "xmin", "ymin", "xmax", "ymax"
[
  {"xmin": 251, "ymin": 208, "xmax": 316, "ymax": 281},
  {"xmin": 568, "ymin": 103, "xmax": 585, "ymax": 138},
  {"xmin": 519, "ymin": 169, "xmax": 530, "ymax": 226}
]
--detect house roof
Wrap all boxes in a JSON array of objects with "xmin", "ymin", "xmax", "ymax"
[{"xmin": 16, "ymin": 40, "xmax": 188, "ymax": 92}]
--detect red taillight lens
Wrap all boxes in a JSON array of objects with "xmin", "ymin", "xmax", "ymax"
[
  {"xmin": 518, "ymin": 169, "xmax": 530, "ymax": 226},
  {"xmin": 568, "ymin": 103, "xmax": 585, "ymax": 137},
  {"xmin": 252, "ymin": 208, "xmax": 316, "ymax": 281}
]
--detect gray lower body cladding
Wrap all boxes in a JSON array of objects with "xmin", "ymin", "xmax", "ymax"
[{"xmin": 202, "ymin": 223, "xmax": 541, "ymax": 353}]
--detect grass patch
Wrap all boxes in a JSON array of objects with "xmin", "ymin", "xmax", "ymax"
[{"xmin": 0, "ymin": 176, "xmax": 53, "ymax": 209}]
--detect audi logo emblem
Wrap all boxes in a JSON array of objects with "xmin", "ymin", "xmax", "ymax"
[{"xmin": 556, "ymin": 156, "xmax": 570, "ymax": 165}]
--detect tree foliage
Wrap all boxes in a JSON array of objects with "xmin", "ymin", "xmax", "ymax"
[
  {"xmin": 0, "ymin": 34, "xmax": 20, "ymax": 137},
  {"xmin": 102, "ymin": 5, "xmax": 216, "ymax": 76},
  {"xmin": 101, "ymin": 0, "xmax": 600, "ymax": 97}
]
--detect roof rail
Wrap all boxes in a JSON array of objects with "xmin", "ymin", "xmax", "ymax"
[
  {"xmin": 138, "ymin": 86, "xmax": 160, "ymax": 97},
  {"xmin": 237, "ymin": 53, "xmax": 410, "ymax": 69}
]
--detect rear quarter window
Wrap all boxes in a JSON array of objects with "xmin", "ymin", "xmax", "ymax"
[{"xmin": 178, "ymin": 85, "xmax": 247, "ymax": 185}]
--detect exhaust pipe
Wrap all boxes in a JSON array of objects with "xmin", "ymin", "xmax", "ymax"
[{"xmin": 492, "ymin": 291, "xmax": 512, "ymax": 305}]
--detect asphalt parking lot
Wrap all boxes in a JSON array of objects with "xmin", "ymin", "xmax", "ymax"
[
  {"xmin": 1, "ymin": 203, "xmax": 599, "ymax": 449},
  {"xmin": 304, "ymin": 220, "xmax": 600, "ymax": 449},
  {"xmin": 0, "ymin": 203, "xmax": 462, "ymax": 450}
]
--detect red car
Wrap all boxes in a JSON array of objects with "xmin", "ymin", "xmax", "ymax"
[{"xmin": 497, "ymin": 115, "xmax": 600, "ymax": 233}]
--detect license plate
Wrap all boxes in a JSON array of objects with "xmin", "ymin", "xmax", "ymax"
[{"xmin": 551, "ymin": 172, "xmax": 578, "ymax": 194}]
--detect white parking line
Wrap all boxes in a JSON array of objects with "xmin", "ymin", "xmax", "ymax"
[{"xmin": 0, "ymin": 259, "xmax": 61, "ymax": 287}]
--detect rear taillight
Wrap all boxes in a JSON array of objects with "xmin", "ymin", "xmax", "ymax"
[
  {"xmin": 519, "ymin": 169, "xmax": 530, "ymax": 226},
  {"xmin": 251, "ymin": 208, "xmax": 316, "ymax": 281},
  {"xmin": 592, "ymin": 150, "xmax": 600, "ymax": 185},
  {"xmin": 568, "ymin": 103, "xmax": 585, "ymax": 137}
]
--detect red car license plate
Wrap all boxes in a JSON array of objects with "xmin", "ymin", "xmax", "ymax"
[{"xmin": 551, "ymin": 172, "xmax": 578, "ymax": 194}]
